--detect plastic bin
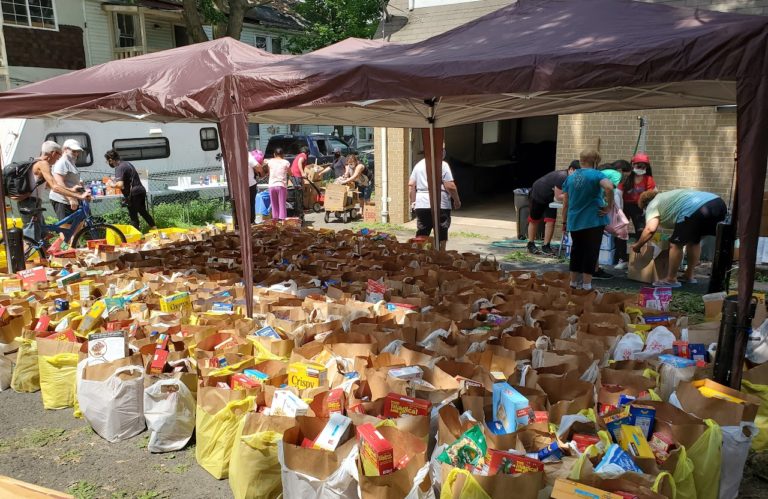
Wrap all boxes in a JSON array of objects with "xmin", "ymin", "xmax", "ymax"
[{"xmin": 107, "ymin": 224, "xmax": 142, "ymax": 244}]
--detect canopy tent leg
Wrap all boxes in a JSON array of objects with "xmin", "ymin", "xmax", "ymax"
[
  {"xmin": 717, "ymin": 74, "xmax": 768, "ymax": 388},
  {"xmin": 218, "ymin": 113, "xmax": 254, "ymax": 317},
  {"xmin": 0, "ymin": 144, "xmax": 12, "ymax": 271},
  {"xmin": 421, "ymin": 100, "xmax": 446, "ymax": 251}
]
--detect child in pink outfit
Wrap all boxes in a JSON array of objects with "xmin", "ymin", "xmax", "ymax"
[{"xmin": 266, "ymin": 148, "xmax": 290, "ymax": 220}]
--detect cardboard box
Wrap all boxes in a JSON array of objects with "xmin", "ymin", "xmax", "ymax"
[
  {"xmin": 357, "ymin": 423, "xmax": 394, "ymax": 476},
  {"xmin": 492, "ymin": 382, "xmax": 531, "ymax": 433},
  {"xmin": 382, "ymin": 393, "xmax": 431, "ymax": 418},
  {"xmin": 619, "ymin": 425, "xmax": 654, "ymax": 459},
  {"xmin": 313, "ymin": 413, "xmax": 352, "ymax": 451},
  {"xmin": 552, "ymin": 479, "xmax": 627, "ymax": 499},
  {"xmin": 482, "ymin": 449, "xmax": 543, "ymax": 475},
  {"xmin": 271, "ymin": 389, "xmax": 309, "ymax": 417},
  {"xmin": 628, "ymin": 404, "xmax": 656, "ymax": 440},
  {"xmin": 326, "ymin": 388, "xmax": 345, "ymax": 415},
  {"xmin": 287, "ymin": 361, "xmax": 327, "ymax": 390},
  {"xmin": 159, "ymin": 292, "xmax": 192, "ymax": 316},
  {"xmin": 87, "ymin": 331, "xmax": 127, "ymax": 362},
  {"xmin": 628, "ymin": 241, "xmax": 669, "ymax": 284}
]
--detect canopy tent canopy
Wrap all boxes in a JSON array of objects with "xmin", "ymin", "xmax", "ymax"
[{"xmin": 0, "ymin": 0, "xmax": 766, "ymax": 385}]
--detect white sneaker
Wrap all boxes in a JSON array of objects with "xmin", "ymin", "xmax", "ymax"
[{"xmin": 614, "ymin": 260, "xmax": 628, "ymax": 270}]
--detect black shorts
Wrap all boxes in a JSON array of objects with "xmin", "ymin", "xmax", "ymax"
[
  {"xmin": 415, "ymin": 208, "xmax": 451, "ymax": 242},
  {"xmin": 529, "ymin": 197, "xmax": 557, "ymax": 223},
  {"xmin": 670, "ymin": 198, "xmax": 727, "ymax": 245}
]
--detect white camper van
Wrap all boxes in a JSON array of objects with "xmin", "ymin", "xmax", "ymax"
[{"xmin": 1, "ymin": 118, "xmax": 224, "ymax": 192}]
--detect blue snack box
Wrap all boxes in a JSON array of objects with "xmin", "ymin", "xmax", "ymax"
[
  {"xmin": 629, "ymin": 404, "xmax": 656, "ymax": 440},
  {"xmin": 492, "ymin": 382, "xmax": 531, "ymax": 433}
]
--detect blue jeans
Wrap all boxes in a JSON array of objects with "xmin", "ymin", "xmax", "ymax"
[{"xmin": 17, "ymin": 197, "xmax": 42, "ymax": 241}]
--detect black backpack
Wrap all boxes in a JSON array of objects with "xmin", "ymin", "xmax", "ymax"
[{"xmin": 3, "ymin": 161, "xmax": 42, "ymax": 198}]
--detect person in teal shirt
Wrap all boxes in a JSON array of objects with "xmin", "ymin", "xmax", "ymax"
[
  {"xmin": 562, "ymin": 150, "xmax": 615, "ymax": 290},
  {"xmin": 633, "ymin": 189, "xmax": 727, "ymax": 287}
]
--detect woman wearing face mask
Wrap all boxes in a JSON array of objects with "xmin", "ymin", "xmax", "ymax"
[{"xmin": 614, "ymin": 153, "xmax": 656, "ymax": 270}]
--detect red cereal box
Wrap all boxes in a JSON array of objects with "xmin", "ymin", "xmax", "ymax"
[
  {"xmin": 382, "ymin": 393, "xmax": 431, "ymax": 418},
  {"xmin": 357, "ymin": 423, "xmax": 394, "ymax": 476},
  {"xmin": 484, "ymin": 449, "xmax": 543, "ymax": 475},
  {"xmin": 572, "ymin": 433, "xmax": 600, "ymax": 452},
  {"xmin": 326, "ymin": 388, "xmax": 345, "ymax": 415}
]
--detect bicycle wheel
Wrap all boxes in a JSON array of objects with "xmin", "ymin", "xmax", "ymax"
[
  {"xmin": 71, "ymin": 224, "xmax": 126, "ymax": 248},
  {"xmin": 0, "ymin": 235, "xmax": 47, "ymax": 264}
]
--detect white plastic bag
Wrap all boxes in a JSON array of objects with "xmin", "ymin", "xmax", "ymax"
[
  {"xmin": 278, "ymin": 440, "xmax": 359, "ymax": 498},
  {"xmin": 612, "ymin": 333, "xmax": 644, "ymax": 361},
  {"xmin": 719, "ymin": 422, "xmax": 759, "ymax": 499},
  {"xmin": 144, "ymin": 378, "xmax": 196, "ymax": 453},
  {"xmin": 643, "ymin": 326, "xmax": 676, "ymax": 354},
  {"xmin": 78, "ymin": 365, "xmax": 145, "ymax": 443}
]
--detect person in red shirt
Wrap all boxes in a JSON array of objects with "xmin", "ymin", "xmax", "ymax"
[
  {"xmin": 290, "ymin": 146, "xmax": 308, "ymax": 187},
  {"xmin": 614, "ymin": 152, "xmax": 657, "ymax": 269}
]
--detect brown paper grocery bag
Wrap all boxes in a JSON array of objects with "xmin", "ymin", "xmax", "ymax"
[
  {"xmin": 358, "ymin": 425, "xmax": 430, "ymax": 499},
  {"xmin": 280, "ymin": 416, "xmax": 357, "ymax": 480},
  {"xmin": 675, "ymin": 379, "xmax": 760, "ymax": 426},
  {"xmin": 440, "ymin": 463, "xmax": 545, "ymax": 499}
]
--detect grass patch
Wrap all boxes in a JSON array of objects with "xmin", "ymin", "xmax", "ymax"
[
  {"xmin": 58, "ymin": 449, "xmax": 82, "ymax": 464},
  {"xmin": 172, "ymin": 463, "xmax": 191, "ymax": 474},
  {"xmin": 451, "ymin": 231, "xmax": 488, "ymax": 239},
  {"xmin": 756, "ymin": 271, "xmax": 768, "ymax": 283},
  {"xmin": 503, "ymin": 251, "xmax": 538, "ymax": 263},
  {"xmin": 670, "ymin": 291, "xmax": 705, "ymax": 324},
  {"xmin": 68, "ymin": 481, "xmax": 100, "ymax": 499},
  {"xmin": 135, "ymin": 491, "xmax": 169, "ymax": 499},
  {"xmin": 351, "ymin": 221, "xmax": 408, "ymax": 233},
  {"xmin": 137, "ymin": 435, "xmax": 150, "ymax": 449},
  {"xmin": 110, "ymin": 492, "xmax": 131, "ymax": 499},
  {"xmin": 15, "ymin": 428, "xmax": 66, "ymax": 449}
]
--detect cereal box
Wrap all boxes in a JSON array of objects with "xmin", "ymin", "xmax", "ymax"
[
  {"xmin": 357, "ymin": 423, "xmax": 394, "ymax": 476},
  {"xmin": 483, "ymin": 449, "xmax": 544, "ymax": 475},
  {"xmin": 492, "ymin": 382, "xmax": 532, "ymax": 433},
  {"xmin": 619, "ymin": 425, "xmax": 654, "ymax": 459},
  {"xmin": 382, "ymin": 393, "xmax": 431, "ymax": 418},
  {"xmin": 159, "ymin": 292, "xmax": 192, "ymax": 316},
  {"xmin": 326, "ymin": 388, "xmax": 345, "ymax": 415},
  {"xmin": 313, "ymin": 413, "xmax": 352, "ymax": 451},
  {"xmin": 628, "ymin": 404, "xmax": 656, "ymax": 440},
  {"xmin": 287, "ymin": 362, "xmax": 328, "ymax": 390}
]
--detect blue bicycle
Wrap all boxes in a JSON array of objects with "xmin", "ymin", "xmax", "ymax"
[{"xmin": 2, "ymin": 200, "xmax": 125, "ymax": 262}]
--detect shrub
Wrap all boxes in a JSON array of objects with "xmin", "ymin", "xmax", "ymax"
[{"xmin": 98, "ymin": 199, "xmax": 230, "ymax": 232}]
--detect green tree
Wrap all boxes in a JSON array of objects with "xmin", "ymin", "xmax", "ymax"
[
  {"xmin": 181, "ymin": 0, "xmax": 293, "ymax": 43},
  {"xmin": 288, "ymin": 0, "xmax": 385, "ymax": 53}
]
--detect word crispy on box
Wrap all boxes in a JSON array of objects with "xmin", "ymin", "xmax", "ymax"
[
  {"xmin": 287, "ymin": 362, "xmax": 328, "ymax": 390},
  {"xmin": 160, "ymin": 291, "xmax": 192, "ymax": 315}
]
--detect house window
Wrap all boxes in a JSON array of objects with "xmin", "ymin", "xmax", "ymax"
[
  {"xmin": 44, "ymin": 132, "xmax": 93, "ymax": 167},
  {"xmin": 1, "ymin": 0, "xmax": 57, "ymax": 30},
  {"xmin": 482, "ymin": 121, "xmax": 499, "ymax": 144},
  {"xmin": 115, "ymin": 13, "xmax": 137, "ymax": 48},
  {"xmin": 271, "ymin": 38, "xmax": 282, "ymax": 54},
  {"xmin": 248, "ymin": 123, "xmax": 260, "ymax": 150},
  {"xmin": 112, "ymin": 137, "xmax": 170, "ymax": 161},
  {"xmin": 254, "ymin": 36, "xmax": 267, "ymax": 51},
  {"xmin": 357, "ymin": 127, "xmax": 373, "ymax": 142},
  {"xmin": 200, "ymin": 127, "xmax": 219, "ymax": 151}
]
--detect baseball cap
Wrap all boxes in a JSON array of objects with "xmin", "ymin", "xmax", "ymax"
[
  {"xmin": 333, "ymin": 147, "xmax": 341, "ymax": 153},
  {"xmin": 631, "ymin": 152, "xmax": 650, "ymax": 164},
  {"xmin": 62, "ymin": 139, "xmax": 84, "ymax": 151}
]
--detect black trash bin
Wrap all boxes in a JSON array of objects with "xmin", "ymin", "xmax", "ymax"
[{"xmin": 514, "ymin": 188, "xmax": 544, "ymax": 241}]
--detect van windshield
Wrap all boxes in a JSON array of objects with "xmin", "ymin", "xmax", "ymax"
[{"xmin": 265, "ymin": 137, "xmax": 309, "ymax": 157}]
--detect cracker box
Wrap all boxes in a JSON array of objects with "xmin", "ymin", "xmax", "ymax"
[
  {"xmin": 243, "ymin": 369, "xmax": 269, "ymax": 382},
  {"xmin": 313, "ymin": 413, "xmax": 353, "ymax": 451},
  {"xmin": 484, "ymin": 449, "xmax": 544, "ymax": 475},
  {"xmin": 326, "ymin": 388, "xmax": 345, "ymax": 415},
  {"xmin": 87, "ymin": 331, "xmax": 127, "ymax": 362},
  {"xmin": 604, "ymin": 407, "xmax": 632, "ymax": 444},
  {"xmin": 2, "ymin": 278, "xmax": 23, "ymax": 293},
  {"xmin": 628, "ymin": 404, "xmax": 656, "ymax": 440},
  {"xmin": 287, "ymin": 362, "xmax": 328, "ymax": 390},
  {"xmin": 231, "ymin": 373, "xmax": 262, "ymax": 390},
  {"xmin": 492, "ymin": 382, "xmax": 532, "ymax": 433},
  {"xmin": 619, "ymin": 425, "xmax": 654, "ymax": 459},
  {"xmin": 253, "ymin": 326, "xmax": 282, "ymax": 339},
  {"xmin": 271, "ymin": 389, "xmax": 309, "ymax": 417},
  {"xmin": 149, "ymin": 349, "xmax": 169, "ymax": 374},
  {"xmin": 552, "ymin": 479, "xmax": 627, "ymax": 499},
  {"xmin": 382, "ymin": 393, "xmax": 431, "ymax": 418},
  {"xmin": 357, "ymin": 423, "xmax": 394, "ymax": 476},
  {"xmin": 388, "ymin": 365, "xmax": 423, "ymax": 381},
  {"xmin": 159, "ymin": 292, "xmax": 192, "ymax": 315}
]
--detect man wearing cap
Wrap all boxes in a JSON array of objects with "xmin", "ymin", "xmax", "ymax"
[
  {"xmin": 49, "ymin": 139, "xmax": 86, "ymax": 220},
  {"xmin": 331, "ymin": 147, "xmax": 346, "ymax": 178}
]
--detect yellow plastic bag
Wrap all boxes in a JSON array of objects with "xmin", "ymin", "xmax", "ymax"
[
  {"xmin": 229, "ymin": 412, "xmax": 295, "ymax": 499},
  {"xmin": 108, "ymin": 224, "xmax": 142, "ymax": 244},
  {"xmin": 38, "ymin": 352, "xmax": 78, "ymax": 409},
  {"xmin": 653, "ymin": 471, "xmax": 677, "ymax": 499},
  {"xmin": 686, "ymin": 419, "xmax": 722, "ymax": 499},
  {"xmin": 670, "ymin": 445, "xmax": 696, "ymax": 499},
  {"xmin": 248, "ymin": 338, "xmax": 286, "ymax": 362},
  {"xmin": 741, "ymin": 376, "xmax": 768, "ymax": 451},
  {"xmin": 196, "ymin": 395, "xmax": 255, "ymax": 479},
  {"xmin": 441, "ymin": 468, "xmax": 491, "ymax": 499},
  {"xmin": 11, "ymin": 338, "xmax": 39, "ymax": 393}
]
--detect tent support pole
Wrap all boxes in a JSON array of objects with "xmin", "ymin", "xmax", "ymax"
[
  {"xmin": 380, "ymin": 128, "xmax": 389, "ymax": 223},
  {"xmin": 0, "ymin": 144, "xmax": 12, "ymax": 271},
  {"xmin": 428, "ymin": 119, "xmax": 441, "ymax": 251}
]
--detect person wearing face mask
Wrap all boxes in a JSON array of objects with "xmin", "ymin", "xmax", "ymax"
[
  {"xmin": 614, "ymin": 153, "xmax": 656, "ymax": 270},
  {"xmin": 49, "ymin": 139, "xmax": 87, "ymax": 220},
  {"xmin": 408, "ymin": 147, "xmax": 461, "ymax": 251},
  {"xmin": 331, "ymin": 147, "xmax": 346, "ymax": 178}
]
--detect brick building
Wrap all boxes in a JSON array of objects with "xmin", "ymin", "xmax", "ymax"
[{"xmin": 374, "ymin": 0, "xmax": 768, "ymax": 225}]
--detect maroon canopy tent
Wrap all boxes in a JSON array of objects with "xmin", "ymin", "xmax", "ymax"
[
  {"xmin": 0, "ymin": 38, "xmax": 291, "ymax": 316},
  {"xmin": 237, "ymin": 0, "xmax": 768, "ymax": 385}
]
